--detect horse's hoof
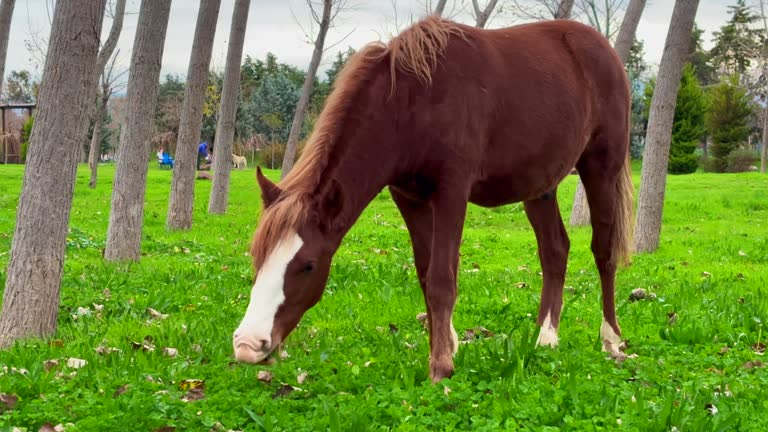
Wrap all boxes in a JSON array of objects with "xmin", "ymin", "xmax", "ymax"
[{"xmin": 429, "ymin": 358, "xmax": 454, "ymax": 383}]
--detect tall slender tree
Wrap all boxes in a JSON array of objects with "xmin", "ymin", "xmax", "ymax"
[
  {"xmin": 166, "ymin": 0, "xmax": 222, "ymax": 229},
  {"xmin": 634, "ymin": 0, "xmax": 700, "ymax": 253},
  {"xmin": 208, "ymin": 0, "xmax": 251, "ymax": 214},
  {"xmin": 472, "ymin": 0, "xmax": 500, "ymax": 28},
  {"xmin": 434, "ymin": 0, "xmax": 449, "ymax": 16},
  {"xmin": 0, "ymin": 0, "xmax": 107, "ymax": 347},
  {"xmin": 280, "ymin": 0, "xmax": 335, "ymax": 180},
  {"xmin": 570, "ymin": 0, "xmax": 646, "ymax": 227},
  {"xmin": 0, "ymin": 0, "xmax": 16, "ymax": 99},
  {"xmin": 88, "ymin": 0, "xmax": 127, "ymax": 188},
  {"xmin": 104, "ymin": 0, "xmax": 173, "ymax": 261},
  {"xmin": 555, "ymin": 0, "xmax": 575, "ymax": 18}
]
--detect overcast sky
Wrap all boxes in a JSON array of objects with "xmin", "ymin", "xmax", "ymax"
[{"xmin": 4, "ymin": 0, "xmax": 740, "ymax": 83}]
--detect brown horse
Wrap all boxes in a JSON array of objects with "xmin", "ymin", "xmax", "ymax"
[{"xmin": 233, "ymin": 16, "xmax": 633, "ymax": 382}]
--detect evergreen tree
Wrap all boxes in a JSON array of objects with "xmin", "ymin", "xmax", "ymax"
[
  {"xmin": 669, "ymin": 64, "xmax": 708, "ymax": 173},
  {"xmin": 689, "ymin": 23, "xmax": 716, "ymax": 85},
  {"xmin": 709, "ymin": 0, "xmax": 763, "ymax": 77},
  {"xmin": 707, "ymin": 74, "xmax": 753, "ymax": 172},
  {"xmin": 642, "ymin": 64, "xmax": 708, "ymax": 173}
]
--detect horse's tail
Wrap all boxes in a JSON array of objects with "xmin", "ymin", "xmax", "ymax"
[{"xmin": 613, "ymin": 154, "xmax": 634, "ymax": 267}]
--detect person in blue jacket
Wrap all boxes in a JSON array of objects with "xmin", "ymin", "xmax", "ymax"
[{"xmin": 197, "ymin": 141, "xmax": 209, "ymax": 170}]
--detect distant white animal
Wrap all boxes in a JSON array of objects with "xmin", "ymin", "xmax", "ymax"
[{"xmin": 232, "ymin": 154, "xmax": 247, "ymax": 170}]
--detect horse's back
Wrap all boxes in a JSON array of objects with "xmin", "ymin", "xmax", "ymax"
[{"xmin": 431, "ymin": 20, "xmax": 629, "ymax": 205}]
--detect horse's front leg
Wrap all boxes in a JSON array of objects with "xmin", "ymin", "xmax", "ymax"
[{"xmin": 425, "ymin": 191, "xmax": 468, "ymax": 382}]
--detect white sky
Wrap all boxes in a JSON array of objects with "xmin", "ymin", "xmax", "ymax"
[{"xmin": 3, "ymin": 0, "xmax": 740, "ymax": 84}]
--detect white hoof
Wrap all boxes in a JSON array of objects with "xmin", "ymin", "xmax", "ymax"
[
  {"xmin": 450, "ymin": 319, "xmax": 459, "ymax": 355},
  {"xmin": 535, "ymin": 312, "xmax": 559, "ymax": 348},
  {"xmin": 600, "ymin": 319, "xmax": 622, "ymax": 354}
]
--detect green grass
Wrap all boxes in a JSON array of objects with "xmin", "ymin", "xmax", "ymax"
[{"xmin": 0, "ymin": 163, "xmax": 767, "ymax": 431}]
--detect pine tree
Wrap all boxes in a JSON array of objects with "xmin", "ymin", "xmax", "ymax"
[
  {"xmin": 709, "ymin": 0, "xmax": 764, "ymax": 77},
  {"xmin": 707, "ymin": 74, "xmax": 753, "ymax": 172}
]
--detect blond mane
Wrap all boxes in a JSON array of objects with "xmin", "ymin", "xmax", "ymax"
[{"xmin": 251, "ymin": 16, "xmax": 464, "ymax": 268}]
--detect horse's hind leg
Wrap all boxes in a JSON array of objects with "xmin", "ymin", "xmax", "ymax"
[
  {"xmin": 577, "ymin": 132, "xmax": 633, "ymax": 355},
  {"xmin": 524, "ymin": 192, "xmax": 570, "ymax": 347}
]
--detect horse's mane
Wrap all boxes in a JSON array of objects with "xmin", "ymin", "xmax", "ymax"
[{"xmin": 251, "ymin": 16, "xmax": 464, "ymax": 268}]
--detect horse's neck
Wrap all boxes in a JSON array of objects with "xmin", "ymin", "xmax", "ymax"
[{"xmin": 316, "ymin": 135, "xmax": 397, "ymax": 242}]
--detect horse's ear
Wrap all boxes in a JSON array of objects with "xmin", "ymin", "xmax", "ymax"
[
  {"xmin": 256, "ymin": 166, "xmax": 282, "ymax": 207},
  {"xmin": 320, "ymin": 178, "xmax": 345, "ymax": 231}
]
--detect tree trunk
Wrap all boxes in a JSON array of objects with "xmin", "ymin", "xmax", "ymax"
[
  {"xmin": 634, "ymin": 0, "xmax": 699, "ymax": 253},
  {"xmin": 472, "ymin": 0, "xmax": 499, "ymax": 29},
  {"xmin": 280, "ymin": 0, "xmax": 331, "ymax": 180},
  {"xmin": 762, "ymin": 107, "xmax": 767, "ymax": 173},
  {"xmin": 104, "ymin": 0, "xmax": 172, "ymax": 261},
  {"xmin": 0, "ymin": 0, "xmax": 16, "ymax": 99},
  {"xmin": 167, "ymin": 0, "xmax": 222, "ymax": 229},
  {"xmin": 209, "ymin": 0, "xmax": 250, "ymax": 214},
  {"xmin": 434, "ymin": 0, "xmax": 448, "ymax": 16},
  {"xmin": 554, "ymin": 0, "xmax": 574, "ymax": 19},
  {"xmin": 88, "ymin": 84, "xmax": 110, "ymax": 189},
  {"xmin": 0, "ymin": 0, "xmax": 106, "ymax": 347},
  {"xmin": 570, "ymin": 0, "xmax": 647, "ymax": 227}
]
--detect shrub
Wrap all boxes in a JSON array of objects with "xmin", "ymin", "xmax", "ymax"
[
  {"xmin": 706, "ymin": 74, "xmax": 752, "ymax": 172},
  {"xmin": 724, "ymin": 148, "xmax": 759, "ymax": 172},
  {"xmin": 20, "ymin": 115, "xmax": 34, "ymax": 163}
]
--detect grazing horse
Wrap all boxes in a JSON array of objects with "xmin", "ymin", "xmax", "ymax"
[{"xmin": 233, "ymin": 16, "xmax": 633, "ymax": 382}]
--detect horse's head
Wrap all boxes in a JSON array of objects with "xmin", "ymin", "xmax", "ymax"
[{"xmin": 233, "ymin": 168, "xmax": 343, "ymax": 364}]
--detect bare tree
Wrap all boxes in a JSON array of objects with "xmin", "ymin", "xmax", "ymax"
[
  {"xmin": 472, "ymin": 0, "xmax": 500, "ymax": 28},
  {"xmin": 208, "ymin": 0, "xmax": 251, "ymax": 214},
  {"xmin": 634, "ymin": 0, "xmax": 700, "ymax": 253},
  {"xmin": 104, "ymin": 0, "xmax": 173, "ymax": 261},
  {"xmin": 569, "ymin": 0, "xmax": 645, "ymax": 227},
  {"xmin": 759, "ymin": 0, "xmax": 768, "ymax": 173},
  {"xmin": 281, "ymin": 0, "xmax": 347, "ymax": 179},
  {"xmin": 166, "ymin": 0, "xmax": 222, "ymax": 229},
  {"xmin": 88, "ymin": 55, "xmax": 127, "ymax": 188},
  {"xmin": 0, "ymin": 0, "xmax": 106, "ymax": 347},
  {"xmin": 0, "ymin": 0, "xmax": 16, "ymax": 98},
  {"xmin": 574, "ymin": 0, "xmax": 627, "ymax": 41},
  {"xmin": 555, "ymin": 0, "xmax": 575, "ymax": 18},
  {"xmin": 433, "ymin": 0, "xmax": 449, "ymax": 15}
]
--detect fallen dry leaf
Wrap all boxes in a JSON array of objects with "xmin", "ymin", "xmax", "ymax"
[
  {"xmin": 67, "ymin": 358, "xmax": 87, "ymax": 369},
  {"xmin": 93, "ymin": 303, "xmax": 104, "ymax": 312},
  {"xmin": 163, "ymin": 348, "xmax": 179, "ymax": 358},
  {"xmin": 49, "ymin": 339, "xmax": 64, "ymax": 348},
  {"xmin": 147, "ymin": 307, "xmax": 169, "ymax": 320},
  {"xmin": 463, "ymin": 326, "xmax": 494, "ymax": 341},
  {"xmin": 191, "ymin": 344, "xmax": 202, "ymax": 353},
  {"xmin": 38, "ymin": 423, "xmax": 56, "ymax": 432},
  {"xmin": 742, "ymin": 360, "xmax": 765, "ymax": 369},
  {"xmin": 389, "ymin": 323, "xmax": 399, "ymax": 334},
  {"xmin": 257, "ymin": 370, "xmax": 273, "ymax": 383},
  {"xmin": 272, "ymin": 384, "xmax": 295, "ymax": 399},
  {"xmin": 181, "ymin": 388, "xmax": 205, "ymax": 402},
  {"xmin": 443, "ymin": 386, "xmax": 452, "ymax": 395},
  {"xmin": 95, "ymin": 345, "xmax": 119, "ymax": 355},
  {"xmin": 113, "ymin": 384, "xmax": 129, "ymax": 398},
  {"xmin": 153, "ymin": 427, "xmax": 176, "ymax": 432},
  {"xmin": 0, "ymin": 393, "xmax": 18, "ymax": 411},
  {"xmin": 416, "ymin": 312, "xmax": 429, "ymax": 328},
  {"xmin": 702, "ymin": 271, "xmax": 711, "ymax": 278},
  {"xmin": 44, "ymin": 359, "xmax": 59, "ymax": 371},
  {"xmin": 297, "ymin": 371, "xmax": 308, "ymax": 384},
  {"xmin": 103, "ymin": 288, "xmax": 111, "ymax": 299},
  {"xmin": 667, "ymin": 312, "xmax": 678, "ymax": 325},
  {"xmin": 178, "ymin": 379, "xmax": 205, "ymax": 391},
  {"xmin": 279, "ymin": 350, "xmax": 289, "ymax": 360},
  {"xmin": 629, "ymin": 288, "xmax": 647, "ymax": 301},
  {"xmin": 752, "ymin": 342, "xmax": 766, "ymax": 354}
]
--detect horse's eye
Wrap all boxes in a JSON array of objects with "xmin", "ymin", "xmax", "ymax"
[{"xmin": 301, "ymin": 262, "xmax": 315, "ymax": 273}]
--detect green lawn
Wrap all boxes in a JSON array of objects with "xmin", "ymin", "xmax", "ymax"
[{"xmin": 0, "ymin": 163, "xmax": 767, "ymax": 431}]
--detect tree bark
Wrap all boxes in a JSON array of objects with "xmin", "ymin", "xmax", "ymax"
[
  {"xmin": 104, "ymin": 0, "xmax": 172, "ymax": 261},
  {"xmin": 167, "ymin": 0, "xmax": 222, "ymax": 229},
  {"xmin": 88, "ymin": 81, "xmax": 110, "ymax": 188},
  {"xmin": 762, "ymin": 107, "xmax": 767, "ymax": 173},
  {"xmin": 554, "ymin": 0, "xmax": 574, "ymax": 19},
  {"xmin": 634, "ymin": 0, "xmax": 699, "ymax": 253},
  {"xmin": 208, "ymin": 0, "xmax": 250, "ymax": 214},
  {"xmin": 472, "ymin": 0, "xmax": 499, "ymax": 29},
  {"xmin": 434, "ymin": 0, "xmax": 448, "ymax": 16},
  {"xmin": 0, "ymin": 0, "xmax": 106, "ymax": 347},
  {"xmin": 570, "ymin": 0, "xmax": 647, "ymax": 227},
  {"xmin": 0, "ymin": 0, "xmax": 16, "ymax": 99},
  {"xmin": 280, "ymin": 0, "xmax": 331, "ymax": 180}
]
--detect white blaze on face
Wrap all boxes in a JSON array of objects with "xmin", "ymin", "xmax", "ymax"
[{"xmin": 233, "ymin": 233, "xmax": 303, "ymax": 363}]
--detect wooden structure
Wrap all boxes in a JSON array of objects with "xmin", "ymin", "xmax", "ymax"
[{"xmin": 1, "ymin": 102, "xmax": 36, "ymax": 164}]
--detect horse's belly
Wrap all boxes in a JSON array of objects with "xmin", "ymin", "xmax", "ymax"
[{"xmin": 469, "ymin": 168, "xmax": 569, "ymax": 208}]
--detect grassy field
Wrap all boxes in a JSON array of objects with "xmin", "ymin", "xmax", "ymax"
[{"xmin": 0, "ymin": 162, "xmax": 767, "ymax": 431}]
